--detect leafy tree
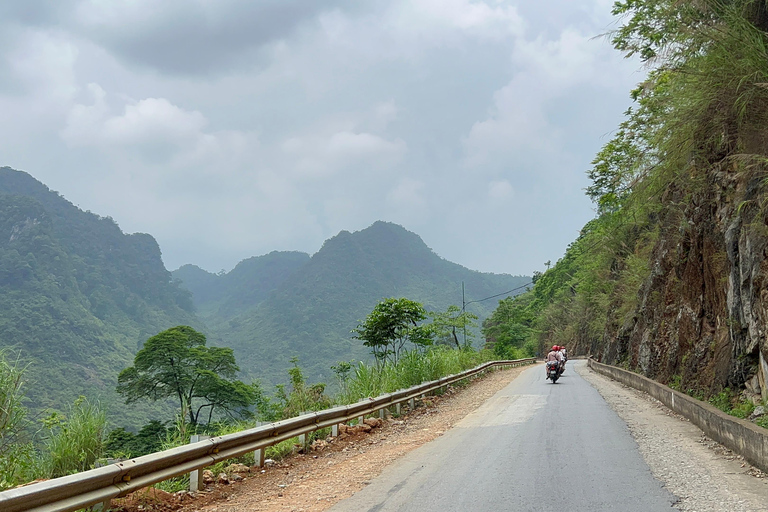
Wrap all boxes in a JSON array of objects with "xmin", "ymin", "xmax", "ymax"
[
  {"xmin": 105, "ymin": 420, "xmax": 169, "ymax": 458},
  {"xmin": 352, "ymin": 298, "xmax": 433, "ymax": 364},
  {"xmin": 429, "ymin": 305, "xmax": 478, "ymax": 349},
  {"xmin": 116, "ymin": 326, "xmax": 260, "ymax": 426}
]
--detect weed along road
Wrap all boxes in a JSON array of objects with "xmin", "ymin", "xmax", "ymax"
[{"xmin": 328, "ymin": 360, "xmax": 678, "ymax": 512}]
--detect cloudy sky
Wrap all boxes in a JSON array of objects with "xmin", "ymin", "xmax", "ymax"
[{"xmin": 0, "ymin": 0, "xmax": 641, "ymax": 276}]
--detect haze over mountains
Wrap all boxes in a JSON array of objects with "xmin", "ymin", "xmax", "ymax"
[
  {"xmin": 0, "ymin": 167, "xmax": 528, "ymax": 426},
  {"xmin": 173, "ymin": 221, "xmax": 530, "ymax": 385}
]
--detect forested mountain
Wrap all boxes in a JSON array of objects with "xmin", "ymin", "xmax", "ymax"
[
  {"xmin": 173, "ymin": 251, "xmax": 310, "ymax": 318},
  {"xmin": 487, "ymin": 1, "xmax": 768, "ymax": 405},
  {"xmin": 174, "ymin": 221, "xmax": 529, "ymax": 386},
  {"xmin": 0, "ymin": 167, "xmax": 198, "ymax": 427},
  {"xmin": 0, "ymin": 165, "xmax": 526, "ymax": 426}
]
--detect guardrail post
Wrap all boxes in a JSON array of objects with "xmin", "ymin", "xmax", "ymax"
[
  {"xmin": 93, "ymin": 500, "xmax": 111, "ymax": 511},
  {"xmin": 409, "ymin": 397, "xmax": 415, "ymax": 410},
  {"xmin": 256, "ymin": 447, "xmax": 265, "ymax": 467},
  {"xmin": 395, "ymin": 403, "xmax": 401, "ymax": 416},
  {"xmin": 358, "ymin": 415, "xmax": 365, "ymax": 426},
  {"xmin": 331, "ymin": 423, "xmax": 339, "ymax": 437},
  {"xmin": 379, "ymin": 408, "xmax": 386, "ymax": 419},
  {"xmin": 189, "ymin": 434, "xmax": 211, "ymax": 491}
]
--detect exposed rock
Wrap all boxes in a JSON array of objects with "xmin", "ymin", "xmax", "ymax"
[
  {"xmin": 363, "ymin": 418, "xmax": 383, "ymax": 428},
  {"xmin": 746, "ymin": 374, "xmax": 761, "ymax": 395},
  {"xmin": 217, "ymin": 472, "xmax": 230, "ymax": 485},
  {"xmin": 227, "ymin": 463, "xmax": 250, "ymax": 474},
  {"xmin": 749, "ymin": 405, "xmax": 766, "ymax": 420},
  {"xmin": 202, "ymin": 470, "xmax": 214, "ymax": 484},
  {"xmin": 231, "ymin": 474, "xmax": 244, "ymax": 482},
  {"xmin": 311, "ymin": 439, "xmax": 328, "ymax": 451}
]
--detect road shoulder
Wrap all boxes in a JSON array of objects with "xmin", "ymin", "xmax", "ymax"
[
  {"xmin": 578, "ymin": 363, "xmax": 768, "ymax": 512},
  {"xmin": 163, "ymin": 364, "xmax": 537, "ymax": 512}
]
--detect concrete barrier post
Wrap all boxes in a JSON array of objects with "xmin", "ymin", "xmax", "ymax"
[
  {"xmin": 409, "ymin": 397, "xmax": 416, "ymax": 410},
  {"xmin": 396, "ymin": 403, "xmax": 401, "ymax": 416},
  {"xmin": 189, "ymin": 434, "xmax": 211, "ymax": 491},
  {"xmin": 331, "ymin": 423, "xmax": 339, "ymax": 437},
  {"xmin": 379, "ymin": 408, "xmax": 386, "ymax": 419},
  {"xmin": 93, "ymin": 500, "xmax": 111, "ymax": 511},
  {"xmin": 256, "ymin": 447, "xmax": 265, "ymax": 467},
  {"xmin": 358, "ymin": 415, "xmax": 365, "ymax": 426}
]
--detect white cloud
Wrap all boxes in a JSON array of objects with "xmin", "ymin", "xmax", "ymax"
[{"xmin": 282, "ymin": 129, "xmax": 406, "ymax": 179}]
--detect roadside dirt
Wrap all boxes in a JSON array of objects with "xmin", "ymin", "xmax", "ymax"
[
  {"xmin": 578, "ymin": 363, "xmax": 768, "ymax": 512},
  {"xmin": 111, "ymin": 364, "xmax": 534, "ymax": 512}
]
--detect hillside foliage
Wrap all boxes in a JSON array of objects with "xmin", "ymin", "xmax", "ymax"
[
  {"xmin": 486, "ymin": 0, "xmax": 768, "ymax": 399},
  {"xmin": 0, "ymin": 167, "xmax": 199, "ymax": 427},
  {"xmin": 174, "ymin": 221, "xmax": 529, "ymax": 387}
]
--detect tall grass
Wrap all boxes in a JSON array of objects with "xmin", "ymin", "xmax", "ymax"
[
  {"xmin": 0, "ymin": 351, "xmax": 33, "ymax": 489},
  {"xmin": 39, "ymin": 397, "xmax": 107, "ymax": 478},
  {"xmin": 338, "ymin": 347, "xmax": 492, "ymax": 404}
]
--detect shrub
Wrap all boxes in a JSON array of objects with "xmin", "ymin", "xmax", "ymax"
[{"xmin": 40, "ymin": 397, "xmax": 107, "ymax": 478}]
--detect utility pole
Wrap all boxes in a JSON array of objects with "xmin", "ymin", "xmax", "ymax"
[{"xmin": 461, "ymin": 281, "xmax": 466, "ymax": 347}]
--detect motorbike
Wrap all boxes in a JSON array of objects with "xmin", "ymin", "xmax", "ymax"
[{"xmin": 546, "ymin": 360, "xmax": 560, "ymax": 383}]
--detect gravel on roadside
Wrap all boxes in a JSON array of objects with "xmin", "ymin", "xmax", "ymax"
[{"xmin": 577, "ymin": 363, "xmax": 768, "ymax": 512}]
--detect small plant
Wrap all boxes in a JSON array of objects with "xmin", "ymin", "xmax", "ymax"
[
  {"xmin": 40, "ymin": 396, "xmax": 107, "ymax": 478},
  {"xmin": 729, "ymin": 399, "xmax": 755, "ymax": 420},
  {"xmin": 709, "ymin": 389, "xmax": 732, "ymax": 413}
]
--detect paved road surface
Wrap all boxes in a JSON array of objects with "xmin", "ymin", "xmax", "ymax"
[{"xmin": 329, "ymin": 360, "xmax": 678, "ymax": 512}]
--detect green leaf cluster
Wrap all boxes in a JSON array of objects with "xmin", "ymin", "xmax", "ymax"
[{"xmin": 117, "ymin": 326, "xmax": 261, "ymax": 426}]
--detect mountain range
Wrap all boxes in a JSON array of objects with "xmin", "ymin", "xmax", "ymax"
[
  {"xmin": 0, "ymin": 166, "xmax": 528, "ymax": 427},
  {"xmin": 173, "ymin": 221, "xmax": 530, "ymax": 386}
]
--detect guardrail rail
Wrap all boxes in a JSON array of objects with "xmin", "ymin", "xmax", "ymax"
[{"xmin": 0, "ymin": 358, "xmax": 535, "ymax": 512}]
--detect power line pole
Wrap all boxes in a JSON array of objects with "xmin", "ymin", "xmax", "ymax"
[{"xmin": 461, "ymin": 281, "xmax": 466, "ymax": 347}]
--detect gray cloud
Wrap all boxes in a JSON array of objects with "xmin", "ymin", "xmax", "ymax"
[
  {"xmin": 72, "ymin": 0, "xmax": 362, "ymax": 75},
  {"xmin": 0, "ymin": 0, "xmax": 642, "ymax": 276}
]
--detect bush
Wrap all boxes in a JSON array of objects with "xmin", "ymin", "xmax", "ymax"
[
  {"xmin": 337, "ymin": 346, "xmax": 491, "ymax": 404},
  {"xmin": 0, "ymin": 351, "xmax": 34, "ymax": 489},
  {"xmin": 40, "ymin": 397, "xmax": 107, "ymax": 478}
]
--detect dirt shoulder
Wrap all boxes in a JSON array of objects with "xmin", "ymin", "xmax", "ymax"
[
  {"xmin": 112, "ymin": 364, "xmax": 535, "ymax": 512},
  {"xmin": 577, "ymin": 363, "xmax": 768, "ymax": 512}
]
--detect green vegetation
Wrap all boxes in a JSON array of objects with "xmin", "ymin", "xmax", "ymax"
[
  {"xmin": 0, "ymin": 167, "xmax": 198, "ymax": 428},
  {"xmin": 336, "ymin": 347, "xmax": 490, "ymax": 404},
  {"xmin": 117, "ymin": 326, "xmax": 261, "ymax": 426},
  {"xmin": 39, "ymin": 397, "xmax": 107, "ymax": 478},
  {"xmin": 482, "ymin": 0, "xmax": 768, "ymax": 401},
  {"xmin": 0, "ymin": 297, "xmax": 499, "ymax": 489},
  {"xmin": 0, "ymin": 351, "xmax": 33, "ymax": 489},
  {"xmin": 352, "ymin": 298, "xmax": 433, "ymax": 364},
  {"xmin": 174, "ymin": 221, "xmax": 529, "ymax": 388}
]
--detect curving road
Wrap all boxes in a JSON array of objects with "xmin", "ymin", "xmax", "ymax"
[{"xmin": 329, "ymin": 360, "xmax": 679, "ymax": 512}]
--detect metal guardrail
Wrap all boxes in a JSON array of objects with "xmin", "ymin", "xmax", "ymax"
[{"xmin": 0, "ymin": 358, "xmax": 535, "ymax": 512}]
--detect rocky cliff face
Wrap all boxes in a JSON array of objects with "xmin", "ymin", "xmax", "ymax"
[{"xmin": 595, "ymin": 170, "xmax": 768, "ymax": 403}]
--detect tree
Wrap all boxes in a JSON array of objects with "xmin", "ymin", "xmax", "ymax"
[
  {"xmin": 116, "ymin": 326, "xmax": 260, "ymax": 426},
  {"xmin": 352, "ymin": 298, "xmax": 433, "ymax": 364},
  {"xmin": 429, "ymin": 305, "xmax": 478, "ymax": 349}
]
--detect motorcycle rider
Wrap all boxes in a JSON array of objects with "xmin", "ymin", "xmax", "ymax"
[
  {"xmin": 546, "ymin": 345, "xmax": 563, "ymax": 377},
  {"xmin": 558, "ymin": 345, "xmax": 567, "ymax": 374}
]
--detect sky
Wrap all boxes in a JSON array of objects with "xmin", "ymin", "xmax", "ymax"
[{"xmin": 0, "ymin": 0, "xmax": 642, "ymax": 276}]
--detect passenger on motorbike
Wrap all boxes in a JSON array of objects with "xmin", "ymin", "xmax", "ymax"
[
  {"xmin": 546, "ymin": 345, "xmax": 563, "ymax": 377},
  {"xmin": 558, "ymin": 345, "xmax": 567, "ymax": 373}
]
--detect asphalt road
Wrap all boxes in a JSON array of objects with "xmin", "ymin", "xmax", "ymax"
[{"xmin": 328, "ymin": 360, "xmax": 679, "ymax": 512}]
